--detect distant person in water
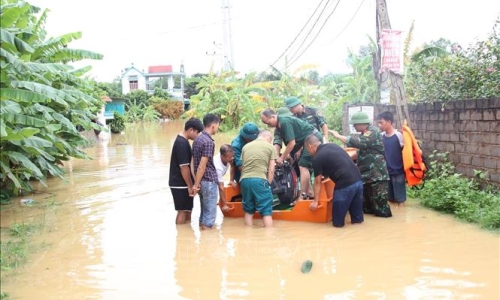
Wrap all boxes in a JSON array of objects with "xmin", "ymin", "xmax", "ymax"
[{"xmin": 169, "ymin": 117, "xmax": 204, "ymax": 224}]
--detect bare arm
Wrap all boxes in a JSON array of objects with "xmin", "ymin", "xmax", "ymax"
[
  {"xmin": 329, "ymin": 130, "xmax": 348, "ymax": 144},
  {"xmin": 267, "ymin": 159, "xmax": 276, "ymax": 183},
  {"xmin": 309, "ymin": 175, "xmax": 323, "ymax": 210},
  {"xmin": 279, "ymin": 139, "xmax": 296, "ymax": 163},
  {"xmin": 194, "ymin": 156, "xmax": 209, "ymax": 190},
  {"xmin": 321, "ymin": 124, "xmax": 329, "ymax": 143},
  {"xmin": 180, "ymin": 165, "xmax": 193, "ymax": 188}
]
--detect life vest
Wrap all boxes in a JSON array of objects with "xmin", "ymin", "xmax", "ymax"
[{"xmin": 402, "ymin": 120, "xmax": 427, "ymax": 187}]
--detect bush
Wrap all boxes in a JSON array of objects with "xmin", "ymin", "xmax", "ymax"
[
  {"xmin": 408, "ymin": 151, "xmax": 500, "ymax": 230},
  {"xmin": 152, "ymin": 99, "xmax": 184, "ymax": 120},
  {"xmin": 109, "ymin": 112, "xmax": 125, "ymax": 133}
]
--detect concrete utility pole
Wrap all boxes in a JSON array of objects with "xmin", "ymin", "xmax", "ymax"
[
  {"xmin": 375, "ymin": 0, "xmax": 411, "ymax": 128},
  {"xmin": 221, "ymin": 0, "xmax": 234, "ymax": 71}
]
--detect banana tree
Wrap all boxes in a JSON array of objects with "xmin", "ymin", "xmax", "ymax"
[{"xmin": 0, "ymin": 0, "xmax": 103, "ymax": 195}]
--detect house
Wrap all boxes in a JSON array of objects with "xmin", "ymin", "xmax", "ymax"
[
  {"xmin": 104, "ymin": 98, "xmax": 126, "ymax": 120},
  {"xmin": 120, "ymin": 63, "xmax": 186, "ymax": 100}
]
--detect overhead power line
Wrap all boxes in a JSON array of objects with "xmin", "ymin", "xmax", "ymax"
[
  {"xmin": 269, "ymin": 0, "xmax": 329, "ymax": 68},
  {"xmin": 283, "ymin": 0, "xmax": 342, "ymax": 70},
  {"xmin": 323, "ymin": 0, "xmax": 366, "ymax": 46}
]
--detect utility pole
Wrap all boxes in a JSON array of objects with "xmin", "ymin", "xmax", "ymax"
[
  {"xmin": 206, "ymin": 41, "xmax": 223, "ymax": 72},
  {"xmin": 375, "ymin": 0, "xmax": 411, "ymax": 128},
  {"xmin": 221, "ymin": 0, "xmax": 234, "ymax": 71}
]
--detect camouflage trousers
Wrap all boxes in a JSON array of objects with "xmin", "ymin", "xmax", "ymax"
[{"xmin": 363, "ymin": 180, "xmax": 392, "ymax": 217}]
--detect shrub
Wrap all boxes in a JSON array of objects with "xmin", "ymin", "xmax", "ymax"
[
  {"xmin": 109, "ymin": 112, "xmax": 125, "ymax": 133},
  {"xmin": 408, "ymin": 151, "xmax": 500, "ymax": 230}
]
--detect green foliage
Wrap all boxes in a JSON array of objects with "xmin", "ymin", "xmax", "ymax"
[
  {"xmin": 405, "ymin": 20, "xmax": 500, "ymax": 102},
  {"xmin": 152, "ymin": 87, "xmax": 170, "ymax": 99},
  {"xmin": 127, "ymin": 89, "xmax": 149, "ymax": 107},
  {"xmin": 408, "ymin": 151, "xmax": 500, "ymax": 230},
  {"xmin": 109, "ymin": 111, "xmax": 125, "ymax": 133},
  {"xmin": 0, "ymin": 0, "xmax": 103, "ymax": 195}
]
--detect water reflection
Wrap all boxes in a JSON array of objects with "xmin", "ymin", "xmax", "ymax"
[{"xmin": 0, "ymin": 121, "xmax": 498, "ymax": 300}]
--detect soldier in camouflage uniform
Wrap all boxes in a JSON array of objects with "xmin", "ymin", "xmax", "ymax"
[
  {"xmin": 285, "ymin": 97, "xmax": 329, "ymax": 144},
  {"xmin": 330, "ymin": 112, "xmax": 392, "ymax": 218}
]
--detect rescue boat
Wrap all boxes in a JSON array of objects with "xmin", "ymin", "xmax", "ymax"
[{"xmin": 219, "ymin": 147, "xmax": 357, "ymax": 223}]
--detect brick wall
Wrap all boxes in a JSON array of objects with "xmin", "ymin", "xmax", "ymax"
[{"xmin": 343, "ymin": 98, "xmax": 500, "ymax": 186}]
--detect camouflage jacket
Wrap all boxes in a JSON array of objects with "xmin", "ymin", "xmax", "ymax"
[
  {"xmin": 346, "ymin": 125, "xmax": 389, "ymax": 183},
  {"xmin": 296, "ymin": 106, "xmax": 326, "ymax": 131},
  {"xmin": 273, "ymin": 106, "xmax": 326, "ymax": 146}
]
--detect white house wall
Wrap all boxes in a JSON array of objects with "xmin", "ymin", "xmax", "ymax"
[{"xmin": 121, "ymin": 68, "xmax": 146, "ymax": 95}]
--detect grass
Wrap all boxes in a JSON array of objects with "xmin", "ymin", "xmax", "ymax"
[{"xmin": 0, "ymin": 197, "xmax": 59, "ymax": 298}]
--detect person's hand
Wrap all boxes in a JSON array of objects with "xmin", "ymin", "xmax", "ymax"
[
  {"xmin": 276, "ymin": 156, "xmax": 284, "ymax": 165},
  {"xmin": 221, "ymin": 203, "xmax": 230, "ymax": 212},
  {"xmin": 230, "ymin": 181, "xmax": 238, "ymax": 189},
  {"xmin": 192, "ymin": 185, "xmax": 200, "ymax": 195},
  {"xmin": 188, "ymin": 186, "xmax": 195, "ymax": 197},
  {"xmin": 323, "ymin": 136, "xmax": 329, "ymax": 144},
  {"xmin": 309, "ymin": 201, "xmax": 319, "ymax": 211}
]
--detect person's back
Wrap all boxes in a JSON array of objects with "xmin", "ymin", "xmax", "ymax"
[
  {"xmin": 313, "ymin": 143, "xmax": 361, "ymax": 189},
  {"xmin": 239, "ymin": 130, "xmax": 276, "ymax": 227},
  {"xmin": 241, "ymin": 139, "xmax": 276, "ymax": 180}
]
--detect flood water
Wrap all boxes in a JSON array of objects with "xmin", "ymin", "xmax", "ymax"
[{"xmin": 1, "ymin": 121, "xmax": 499, "ymax": 300}]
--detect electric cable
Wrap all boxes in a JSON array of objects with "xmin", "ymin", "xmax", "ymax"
[
  {"xmin": 323, "ymin": 0, "xmax": 366, "ymax": 46},
  {"xmin": 283, "ymin": 0, "xmax": 342, "ymax": 70},
  {"xmin": 269, "ymin": 0, "xmax": 329, "ymax": 68}
]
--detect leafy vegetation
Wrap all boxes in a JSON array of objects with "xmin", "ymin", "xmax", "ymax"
[
  {"xmin": 109, "ymin": 111, "xmax": 125, "ymax": 133},
  {"xmin": 0, "ymin": 0, "xmax": 103, "ymax": 195},
  {"xmin": 408, "ymin": 151, "xmax": 500, "ymax": 230},
  {"xmin": 405, "ymin": 20, "xmax": 500, "ymax": 102}
]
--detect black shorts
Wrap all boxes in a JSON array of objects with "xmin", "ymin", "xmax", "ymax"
[{"xmin": 170, "ymin": 188, "xmax": 194, "ymax": 211}]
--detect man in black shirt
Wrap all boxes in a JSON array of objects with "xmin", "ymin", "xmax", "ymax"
[
  {"xmin": 305, "ymin": 134, "xmax": 364, "ymax": 227},
  {"xmin": 169, "ymin": 118, "xmax": 204, "ymax": 224}
]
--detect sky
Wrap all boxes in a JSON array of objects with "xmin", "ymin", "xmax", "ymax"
[{"xmin": 28, "ymin": 0, "xmax": 500, "ymax": 82}]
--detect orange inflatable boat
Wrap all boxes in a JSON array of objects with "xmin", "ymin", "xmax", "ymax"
[
  {"xmin": 220, "ymin": 178, "xmax": 335, "ymax": 223},
  {"xmin": 219, "ymin": 147, "xmax": 357, "ymax": 223}
]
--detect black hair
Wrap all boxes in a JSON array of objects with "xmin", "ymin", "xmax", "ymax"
[
  {"xmin": 220, "ymin": 144, "xmax": 234, "ymax": 155},
  {"xmin": 377, "ymin": 111, "xmax": 394, "ymax": 124},
  {"xmin": 261, "ymin": 108, "xmax": 276, "ymax": 118},
  {"xmin": 185, "ymin": 117, "xmax": 204, "ymax": 132},
  {"xmin": 203, "ymin": 113, "xmax": 220, "ymax": 127}
]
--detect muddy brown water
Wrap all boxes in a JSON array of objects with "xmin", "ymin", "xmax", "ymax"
[{"xmin": 1, "ymin": 121, "xmax": 498, "ymax": 300}]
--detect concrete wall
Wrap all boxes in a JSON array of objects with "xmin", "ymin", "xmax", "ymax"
[{"xmin": 343, "ymin": 98, "xmax": 500, "ymax": 186}]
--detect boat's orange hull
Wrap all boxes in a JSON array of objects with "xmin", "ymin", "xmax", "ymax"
[{"xmin": 220, "ymin": 179, "xmax": 335, "ymax": 223}]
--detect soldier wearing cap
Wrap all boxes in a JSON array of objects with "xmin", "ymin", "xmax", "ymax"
[
  {"xmin": 285, "ymin": 97, "xmax": 329, "ymax": 144},
  {"xmin": 330, "ymin": 112, "xmax": 392, "ymax": 218},
  {"xmin": 261, "ymin": 108, "xmax": 322, "ymax": 201},
  {"xmin": 230, "ymin": 122, "xmax": 260, "ymax": 185}
]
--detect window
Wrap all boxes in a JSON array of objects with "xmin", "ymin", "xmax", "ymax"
[
  {"xmin": 129, "ymin": 80, "xmax": 138, "ymax": 91},
  {"xmin": 129, "ymin": 75, "xmax": 138, "ymax": 91}
]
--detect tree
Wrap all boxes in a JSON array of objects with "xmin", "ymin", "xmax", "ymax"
[{"xmin": 0, "ymin": 0, "xmax": 103, "ymax": 195}]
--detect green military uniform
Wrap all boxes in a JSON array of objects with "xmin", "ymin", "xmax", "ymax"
[
  {"xmin": 275, "ymin": 115, "xmax": 322, "ymax": 168},
  {"xmin": 296, "ymin": 106, "xmax": 327, "ymax": 132},
  {"xmin": 346, "ymin": 125, "xmax": 392, "ymax": 217}
]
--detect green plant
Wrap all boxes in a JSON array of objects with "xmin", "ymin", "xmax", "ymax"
[
  {"xmin": 405, "ymin": 19, "xmax": 500, "ymax": 102},
  {"xmin": 109, "ymin": 112, "xmax": 125, "ymax": 133},
  {"xmin": 408, "ymin": 151, "xmax": 500, "ymax": 230},
  {"xmin": 0, "ymin": 1, "xmax": 103, "ymax": 195}
]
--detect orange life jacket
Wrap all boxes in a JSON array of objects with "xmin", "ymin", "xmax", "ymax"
[{"xmin": 402, "ymin": 120, "xmax": 427, "ymax": 187}]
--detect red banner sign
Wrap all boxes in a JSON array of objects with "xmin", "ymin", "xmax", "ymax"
[{"xmin": 379, "ymin": 29, "xmax": 402, "ymax": 74}]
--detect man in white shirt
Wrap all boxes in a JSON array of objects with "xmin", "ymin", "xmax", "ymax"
[{"xmin": 213, "ymin": 144, "xmax": 235, "ymax": 212}]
